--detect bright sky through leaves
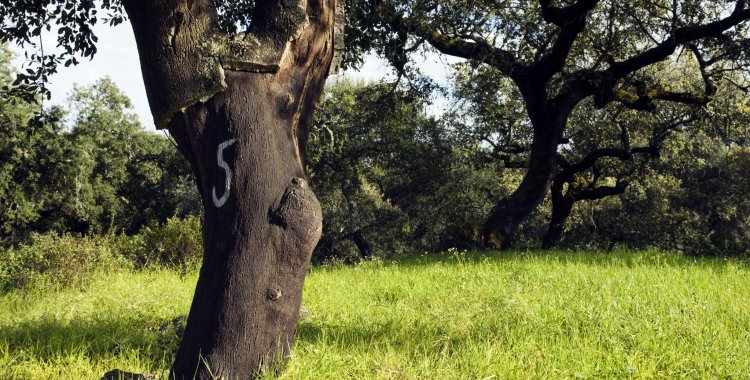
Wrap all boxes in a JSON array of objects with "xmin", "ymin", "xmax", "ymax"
[{"xmin": 10, "ymin": 19, "xmax": 457, "ymax": 131}]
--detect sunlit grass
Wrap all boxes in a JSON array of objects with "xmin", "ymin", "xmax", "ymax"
[{"xmin": 2, "ymin": 250, "xmax": 749, "ymax": 379}]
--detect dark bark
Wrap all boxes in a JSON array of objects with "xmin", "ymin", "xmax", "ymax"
[
  {"xmin": 167, "ymin": 74, "xmax": 324, "ymax": 378},
  {"xmin": 540, "ymin": 142, "xmax": 633, "ymax": 249},
  {"xmin": 540, "ymin": 114, "xmax": 697, "ymax": 249},
  {"xmin": 342, "ymin": 184, "xmax": 372, "ymax": 259},
  {"xmin": 542, "ymin": 179, "xmax": 627, "ymax": 249},
  {"xmin": 481, "ymin": 99, "xmax": 569, "ymax": 248},
  {"xmin": 542, "ymin": 181, "xmax": 575, "ymax": 249},
  {"xmin": 120, "ymin": 0, "xmax": 338, "ymax": 378}
]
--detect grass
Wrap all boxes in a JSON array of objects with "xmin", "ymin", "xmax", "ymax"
[
  {"xmin": 1, "ymin": 249, "xmax": 749, "ymax": 379},
  {"xmin": 0, "ymin": 270, "xmax": 196, "ymax": 379}
]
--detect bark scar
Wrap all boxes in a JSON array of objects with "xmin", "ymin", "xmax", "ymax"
[
  {"xmin": 266, "ymin": 288, "xmax": 283, "ymax": 301},
  {"xmin": 268, "ymin": 177, "xmax": 311, "ymax": 229},
  {"xmin": 149, "ymin": 0, "xmax": 310, "ymax": 129},
  {"xmin": 268, "ymin": 177, "xmax": 323, "ymax": 267}
]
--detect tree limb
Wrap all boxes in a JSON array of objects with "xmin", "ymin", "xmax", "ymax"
[
  {"xmin": 535, "ymin": 0, "xmax": 600, "ymax": 82},
  {"xmin": 539, "ymin": 0, "xmax": 601, "ymax": 27},
  {"xmin": 609, "ymin": 1, "xmax": 750, "ymax": 80},
  {"xmin": 403, "ymin": 18, "xmax": 524, "ymax": 79}
]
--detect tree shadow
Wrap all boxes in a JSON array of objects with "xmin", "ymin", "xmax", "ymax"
[{"xmin": 0, "ymin": 314, "xmax": 179, "ymax": 366}]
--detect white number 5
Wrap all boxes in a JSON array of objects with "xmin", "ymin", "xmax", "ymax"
[{"xmin": 212, "ymin": 138, "xmax": 237, "ymax": 208}]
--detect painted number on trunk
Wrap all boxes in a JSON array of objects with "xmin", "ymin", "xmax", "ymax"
[{"xmin": 212, "ymin": 138, "xmax": 237, "ymax": 208}]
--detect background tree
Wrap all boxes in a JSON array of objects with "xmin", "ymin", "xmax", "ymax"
[
  {"xmin": 63, "ymin": 78, "xmax": 200, "ymax": 235},
  {"xmin": 308, "ymin": 80, "xmax": 425, "ymax": 260},
  {"xmin": 347, "ymin": 0, "xmax": 750, "ymax": 248},
  {"xmin": 1, "ymin": 0, "xmax": 343, "ymax": 377},
  {"xmin": 0, "ymin": 47, "xmax": 70, "ymax": 245},
  {"xmin": 309, "ymin": 79, "xmax": 526, "ymax": 257},
  {"xmin": 0, "ymin": 63, "xmax": 199, "ymax": 245},
  {"xmin": 447, "ymin": 48, "xmax": 750, "ymax": 251}
]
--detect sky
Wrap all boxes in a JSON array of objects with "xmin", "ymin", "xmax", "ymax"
[{"xmin": 11, "ymin": 20, "xmax": 458, "ymax": 132}]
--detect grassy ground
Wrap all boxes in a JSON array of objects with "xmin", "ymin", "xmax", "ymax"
[{"xmin": 1, "ymin": 250, "xmax": 749, "ymax": 379}]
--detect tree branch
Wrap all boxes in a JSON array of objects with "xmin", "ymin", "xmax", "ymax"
[
  {"xmin": 539, "ymin": 0, "xmax": 600, "ymax": 27},
  {"xmin": 576, "ymin": 180, "xmax": 629, "ymax": 201},
  {"xmin": 564, "ymin": 1, "xmax": 749, "ymax": 108},
  {"xmin": 687, "ymin": 43, "xmax": 718, "ymax": 97},
  {"xmin": 609, "ymin": 1, "xmax": 750, "ymax": 79},
  {"xmin": 613, "ymin": 88, "xmax": 712, "ymax": 111},
  {"xmin": 535, "ymin": 0, "xmax": 600, "ymax": 82},
  {"xmin": 404, "ymin": 19, "xmax": 524, "ymax": 79}
]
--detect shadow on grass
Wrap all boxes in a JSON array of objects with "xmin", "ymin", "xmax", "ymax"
[{"xmin": 0, "ymin": 314, "xmax": 179, "ymax": 365}]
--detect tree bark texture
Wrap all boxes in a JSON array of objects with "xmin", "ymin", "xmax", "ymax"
[{"xmin": 121, "ymin": 0, "xmax": 339, "ymax": 378}]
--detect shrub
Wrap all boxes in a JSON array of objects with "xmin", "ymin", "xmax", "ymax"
[
  {"xmin": 129, "ymin": 215, "xmax": 203, "ymax": 270},
  {"xmin": 0, "ymin": 233, "xmax": 124, "ymax": 292}
]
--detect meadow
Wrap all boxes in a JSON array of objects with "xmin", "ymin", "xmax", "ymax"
[{"xmin": 1, "ymin": 249, "xmax": 749, "ymax": 379}]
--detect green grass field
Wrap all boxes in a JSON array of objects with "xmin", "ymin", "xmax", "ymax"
[{"xmin": 1, "ymin": 250, "xmax": 749, "ymax": 379}]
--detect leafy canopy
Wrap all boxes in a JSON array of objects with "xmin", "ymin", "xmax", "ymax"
[{"xmin": 0, "ymin": 0, "xmax": 262, "ymax": 102}]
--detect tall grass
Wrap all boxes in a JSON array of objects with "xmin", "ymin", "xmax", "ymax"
[{"xmin": 1, "ymin": 249, "xmax": 749, "ymax": 379}]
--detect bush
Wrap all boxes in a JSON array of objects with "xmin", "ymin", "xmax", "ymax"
[
  {"xmin": 0, "ymin": 216, "xmax": 204, "ymax": 292},
  {"xmin": 128, "ymin": 215, "xmax": 203, "ymax": 270},
  {"xmin": 0, "ymin": 233, "xmax": 124, "ymax": 292}
]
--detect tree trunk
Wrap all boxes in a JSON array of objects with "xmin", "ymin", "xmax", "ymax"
[
  {"xmin": 542, "ymin": 179, "xmax": 574, "ymax": 249},
  {"xmin": 482, "ymin": 111, "xmax": 566, "ymax": 249},
  {"xmin": 121, "ymin": 0, "xmax": 339, "ymax": 377},
  {"xmin": 167, "ymin": 72, "xmax": 324, "ymax": 378},
  {"xmin": 342, "ymin": 184, "xmax": 372, "ymax": 259}
]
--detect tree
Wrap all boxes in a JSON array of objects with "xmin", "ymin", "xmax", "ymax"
[
  {"xmin": 520, "ymin": 73, "xmax": 750, "ymax": 251},
  {"xmin": 0, "ymin": 46, "xmax": 70, "ymax": 245},
  {"xmin": 63, "ymin": 78, "xmax": 200, "ymax": 235},
  {"xmin": 0, "ymin": 71, "xmax": 199, "ymax": 241},
  {"xmin": 309, "ymin": 80, "xmax": 385, "ymax": 260},
  {"xmin": 310, "ymin": 79, "xmax": 521, "ymax": 254},
  {"xmin": 542, "ymin": 107, "xmax": 696, "ymax": 249},
  {"xmin": 308, "ymin": 79, "xmax": 443, "ymax": 259},
  {"xmin": 1, "ymin": 0, "xmax": 343, "ymax": 378},
  {"xmin": 447, "ymin": 53, "xmax": 750, "ymax": 250},
  {"xmin": 347, "ymin": 0, "xmax": 750, "ymax": 248}
]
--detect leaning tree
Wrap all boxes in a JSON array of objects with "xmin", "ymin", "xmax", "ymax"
[
  {"xmin": 1, "ymin": 0, "xmax": 343, "ymax": 378},
  {"xmin": 348, "ymin": 0, "xmax": 750, "ymax": 248}
]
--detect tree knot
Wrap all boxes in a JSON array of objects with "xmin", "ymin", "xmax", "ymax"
[
  {"xmin": 268, "ymin": 177, "xmax": 323, "ymax": 266},
  {"xmin": 266, "ymin": 288, "xmax": 283, "ymax": 301}
]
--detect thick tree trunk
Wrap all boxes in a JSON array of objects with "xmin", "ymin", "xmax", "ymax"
[
  {"xmin": 482, "ymin": 111, "xmax": 566, "ymax": 249},
  {"xmin": 342, "ymin": 184, "xmax": 372, "ymax": 259},
  {"xmin": 167, "ymin": 72, "xmax": 324, "ymax": 378},
  {"xmin": 121, "ymin": 0, "xmax": 338, "ymax": 378}
]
